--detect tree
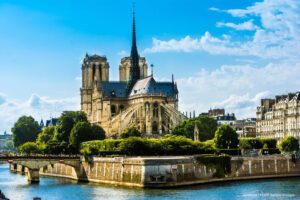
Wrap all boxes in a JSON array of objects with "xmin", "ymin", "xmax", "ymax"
[
  {"xmin": 4, "ymin": 140, "xmax": 15, "ymax": 151},
  {"xmin": 69, "ymin": 122, "xmax": 105, "ymax": 150},
  {"xmin": 279, "ymin": 136, "xmax": 299, "ymax": 153},
  {"xmin": 172, "ymin": 115, "xmax": 217, "ymax": 141},
  {"xmin": 54, "ymin": 111, "xmax": 88, "ymax": 143},
  {"xmin": 11, "ymin": 116, "xmax": 41, "ymax": 147},
  {"xmin": 19, "ymin": 142, "xmax": 41, "ymax": 154},
  {"xmin": 119, "ymin": 126, "xmax": 141, "ymax": 138},
  {"xmin": 214, "ymin": 125, "xmax": 239, "ymax": 149},
  {"xmin": 36, "ymin": 126, "xmax": 55, "ymax": 144}
]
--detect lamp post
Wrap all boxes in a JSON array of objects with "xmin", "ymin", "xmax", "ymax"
[{"xmin": 226, "ymin": 140, "xmax": 231, "ymax": 150}]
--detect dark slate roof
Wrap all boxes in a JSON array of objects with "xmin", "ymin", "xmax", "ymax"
[
  {"xmin": 100, "ymin": 81, "xmax": 128, "ymax": 98},
  {"xmin": 46, "ymin": 118, "xmax": 58, "ymax": 127},
  {"xmin": 98, "ymin": 77, "xmax": 177, "ymax": 99},
  {"xmin": 129, "ymin": 76, "xmax": 176, "ymax": 98}
]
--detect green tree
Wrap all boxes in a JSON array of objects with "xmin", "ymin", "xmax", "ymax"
[
  {"xmin": 54, "ymin": 111, "xmax": 87, "ymax": 143},
  {"xmin": 4, "ymin": 140, "xmax": 15, "ymax": 151},
  {"xmin": 36, "ymin": 126, "xmax": 55, "ymax": 144},
  {"xmin": 172, "ymin": 115, "xmax": 217, "ymax": 141},
  {"xmin": 214, "ymin": 125, "xmax": 239, "ymax": 149},
  {"xmin": 69, "ymin": 122, "xmax": 105, "ymax": 150},
  {"xmin": 119, "ymin": 126, "xmax": 141, "ymax": 138},
  {"xmin": 19, "ymin": 142, "xmax": 41, "ymax": 154},
  {"xmin": 279, "ymin": 136, "xmax": 299, "ymax": 153},
  {"xmin": 11, "ymin": 116, "xmax": 41, "ymax": 147}
]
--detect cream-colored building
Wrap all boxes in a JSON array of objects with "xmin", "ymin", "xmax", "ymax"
[
  {"xmin": 256, "ymin": 93, "xmax": 300, "ymax": 141},
  {"xmin": 80, "ymin": 13, "xmax": 186, "ymax": 137}
]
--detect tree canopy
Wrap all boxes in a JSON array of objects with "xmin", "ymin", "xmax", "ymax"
[
  {"xmin": 214, "ymin": 125, "xmax": 239, "ymax": 149},
  {"xmin": 11, "ymin": 116, "xmax": 41, "ymax": 147},
  {"xmin": 69, "ymin": 122, "xmax": 106, "ymax": 150},
  {"xmin": 54, "ymin": 111, "xmax": 88, "ymax": 143},
  {"xmin": 36, "ymin": 126, "xmax": 55, "ymax": 144},
  {"xmin": 279, "ymin": 136, "xmax": 299, "ymax": 153},
  {"xmin": 172, "ymin": 115, "xmax": 218, "ymax": 141}
]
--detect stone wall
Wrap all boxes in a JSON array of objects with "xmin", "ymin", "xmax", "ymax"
[{"xmin": 13, "ymin": 155, "xmax": 300, "ymax": 188}]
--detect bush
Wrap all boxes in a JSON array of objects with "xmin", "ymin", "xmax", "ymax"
[
  {"xmin": 80, "ymin": 135, "xmax": 215, "ymax": 156},
  {"xmin": 19, "ymin": 142, "xmax": 41, "ymax": 154},
  {"xmin": 279, "ymin": 136, "xmax": 299, "ymax": 153},
  {"xmin": 260, "ymin": 148, "xmax": 281, "ymax": 155},
  {"xmin": 119, "ymin": 126, "xmax": 141, "ymax": 138},
  {"xmin": 239, "ymin": 138, "xmax": 277, "ymax": 149}
]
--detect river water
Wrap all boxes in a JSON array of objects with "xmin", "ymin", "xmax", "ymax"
[{"xmin": 0, "ymin": 164, "xmax": 300, "ymax": 200}]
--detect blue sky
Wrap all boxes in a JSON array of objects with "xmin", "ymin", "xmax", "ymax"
[{"xmin": 1, "ymin": 0, "xmax": 300, "ymax": 133}]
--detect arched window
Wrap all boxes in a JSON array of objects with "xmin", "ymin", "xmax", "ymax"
[
  {"xmin": 153, "ymin": 102, "xmax": 159, "ymax": 117},
  {"xmin": 119, "ymin": 104, "xmax": 124, "ymax": 111},
  {"xmin": 152, "ymin": 121, "xmax": 158, "ymax": 134},
  {"xmin": 111, "ymin": 105, "xmax": 116, "ymax": 116}
]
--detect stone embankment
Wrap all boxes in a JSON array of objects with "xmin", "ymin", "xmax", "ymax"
[{"xmin": 10, "ymin": 155, "xmax": 300, "ymax": 188}]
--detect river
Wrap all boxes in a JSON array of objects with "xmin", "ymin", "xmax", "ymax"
[{"xmin": 0, "ymin": 164, "xmax": 300, "ymax": 200}]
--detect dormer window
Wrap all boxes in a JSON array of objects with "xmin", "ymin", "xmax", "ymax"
[{"xmin": 111, "ymin": 90, "xmax": 116, "ymax": 97}]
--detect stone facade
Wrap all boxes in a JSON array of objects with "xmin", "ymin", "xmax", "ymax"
[
  {"xmin": 80, "ymin": 14, "xmax": 185, "ymax": 137},
  {"xmin": 256, "ymin": 93, "xmax": 300, "ymax": 141}
]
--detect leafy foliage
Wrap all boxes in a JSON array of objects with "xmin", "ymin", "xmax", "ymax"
[
  {"xmin": 12, "ymin": 116, "xmax": 41, "ymax": 147},
  {"xmin": 239, "ymin": 138, "xmax": 277, "ymax": 149},
  {"xmin": 36, "ymin": 126, "xmax": 55, "ymax": 144},
  {"xmin": 119, "ymin": 126, "xmax": 141, "ymax": 138},
  {"xmin": 172, "ymin": 115, "xmax": 217, "ymax": 141},
  {"xmin": 80, "ymin": 135, "xmax": 215, "ymax": 156},
  {"xmin": 279, "ymin": 136, "xmax": 299, "ymax": 153},
  {"xmin": 214, "ymin": 125, "xmax": 239, "ymax": 149},
  {"xmin": 54, "ymin": 111, "xmax": 88, "ymax": 143},
  {"xmin": 19, "ymin": 142, "xmax": 41, "ymax": 154},
  {"xmin": 69, "ymin": 122, "xmax": 105, "ymax": 150}
]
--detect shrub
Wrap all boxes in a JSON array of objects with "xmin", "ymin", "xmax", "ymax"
[
  {"xmin": 279, "ymin": 136, "xmax": 299, "ymax": 153},
  {"xmin": 119, "ymin": 126, "xmax": 141, "ymax": 138},
  {"xmin": 80, "ymin": 135, "xmax": 216, "ymax": 156},
  {"xmin": 19, "ymin": 142, "xmax": 41, "ymax": 154},
  {"xmin": 239, "ymin": 138, "xmax": 277, "ymax": 149}
]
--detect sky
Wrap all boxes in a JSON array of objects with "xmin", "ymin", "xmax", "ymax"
[{"xmin": 1, "ymin": 0, "xmax": 300, "ymax": 133}]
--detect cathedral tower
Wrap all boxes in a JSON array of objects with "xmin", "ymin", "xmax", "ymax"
[{"xmin": 81, "ymin": 54, "xmax": 109, "ymax": 121}]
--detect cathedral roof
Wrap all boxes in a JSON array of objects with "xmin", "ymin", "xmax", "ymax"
[
  {"xmin": 129, "ymin": 76, "xmax": 177, "ymax": 98},
  {"xmin": 100, "ymin": 82, "xmax": 128, "ymax": 98},
  {"xmin": 98, "ymin": 77, "xmax": 177, "ymax": 99}
]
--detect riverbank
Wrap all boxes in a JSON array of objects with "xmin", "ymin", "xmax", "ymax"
[
  {"xmin": 1, "ymin": 163, "xmax": 300, "ymax": 199},
  {"xmin": 10, "ymin": 155, "xmax": 300, "ymax": 188}
]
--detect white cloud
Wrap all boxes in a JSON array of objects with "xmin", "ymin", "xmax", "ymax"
[
  {"xmin": 117, "ymin": 50, "xmax": 129, "ymax": 57},
  {"xmin": 144, "ymin": 0, "xmax": 300, "ymax": 60},
  {"xmin": 0, "ymin": 94, "xmax": 80, "ymax": 134},
  {"xmin": 178, "ymin": 61, "xmax": 300, "ymax": 118},
  {"xmin": 216, "ymin": 20, "xmax": 259, "ymax": 31}
]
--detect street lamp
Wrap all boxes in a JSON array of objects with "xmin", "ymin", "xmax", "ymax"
[{"xmin": 226, "ymin": 140, "xmax": 231, "ymax": 150}]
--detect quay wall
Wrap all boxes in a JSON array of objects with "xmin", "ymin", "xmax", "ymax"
[{"xmin": 12, "ymin": 155, "xmax": 300, "ymax": 188}]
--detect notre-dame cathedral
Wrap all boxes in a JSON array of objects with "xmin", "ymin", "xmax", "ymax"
[{"xmin": 80, "ymin": 12, "xmax": 186, "ymax": 137}]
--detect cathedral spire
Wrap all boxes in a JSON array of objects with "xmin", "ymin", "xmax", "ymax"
[{"xmin": 128, "ymin": 4, "xmax": 140, "ymax": 88}]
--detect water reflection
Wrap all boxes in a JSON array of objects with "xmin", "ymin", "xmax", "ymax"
[{"xmin": 0, "ymin": 164, "xmax": 299, "ymax": 200}]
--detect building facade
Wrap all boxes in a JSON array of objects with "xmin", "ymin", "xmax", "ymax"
[
  {"xmin": 256, "ymin": 92, "xmax": 300, "ymax": 141},
  {"xmin": 80, "ymin": 13, "xmax": 186, "ymax": 137}
]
